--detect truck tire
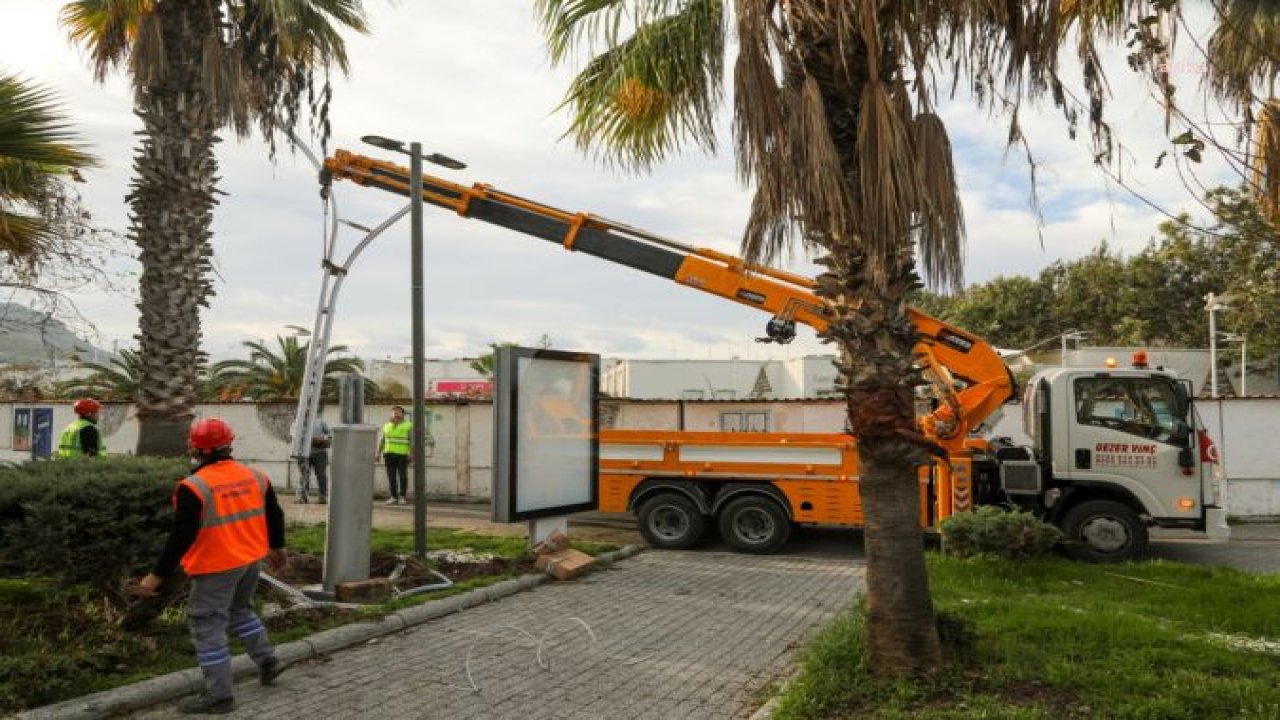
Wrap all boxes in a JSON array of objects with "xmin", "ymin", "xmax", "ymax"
[
  {"xmin": 1060, "ymin": 500, "xmax": 1149, "ymax": 562},
  {"xmin": 637, "ymin": 493, "xmax": 707, "ymax": 549},
  {"xmin": 718, "ymin": 495, "xmax": 792, "ymax": 555}
]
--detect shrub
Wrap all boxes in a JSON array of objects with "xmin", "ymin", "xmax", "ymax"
[
  {"xmin": 0, "ymin": 456, "xmax": 189, "ymax": 604},
  {"xmin": 939, "ymin": 505, "xmax": 1062, "ymax": 560}
]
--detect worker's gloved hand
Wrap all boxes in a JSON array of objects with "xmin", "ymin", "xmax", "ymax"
[
  {"xmin": 136, "ymin": 573, "xmax": 163, "ymax": 597},
  {"xmin": 266, "ymin": 548, "xmax": 288, "ymax": 573}
]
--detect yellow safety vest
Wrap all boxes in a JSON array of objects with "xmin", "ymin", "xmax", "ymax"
[
  {"xmin": 381, "ymin": 421, "xmax": 412, "ymax": 456},
  {"xmin": 57, "ymin": 418, "xmax": 105, "ymax": 458}
]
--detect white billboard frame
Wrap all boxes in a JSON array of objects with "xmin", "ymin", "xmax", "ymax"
[{"xmin": 492, "ymin": 346, "xmax": 600, "ymax": 522}]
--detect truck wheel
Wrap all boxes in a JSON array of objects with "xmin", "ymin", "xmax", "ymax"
[
  {"xmin": 1061, "ymin": 500, "xmax": 1149, "ymax": 562},
  {"xmin": 718, "ymin": 495, "xmax": 792, "ymax": 555},
  {"xmin": 637, "ymin": 493, "xmax": 707, "ymax": 549}
]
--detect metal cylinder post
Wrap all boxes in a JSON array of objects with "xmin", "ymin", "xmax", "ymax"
[
  {"xmin": 339, "ymin": 373, "xmax": 365, "ymax": 424},
  {"xmin": 323, "ymin": 424, "xmax": 378, "ymax": 592}
]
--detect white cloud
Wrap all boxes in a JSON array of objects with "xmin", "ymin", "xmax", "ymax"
[{"xmin": 0, "ymin": 2, "xmax": 1249, "ymax": 363}]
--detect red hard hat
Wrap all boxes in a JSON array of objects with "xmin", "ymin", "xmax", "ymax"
[
  {"xmin": 73, "ymin": 398, "xmax": 102, "ymax": 416},
  {"xmin": 188, "ymin": 418, "xmax": 235, "ymax": 452}
]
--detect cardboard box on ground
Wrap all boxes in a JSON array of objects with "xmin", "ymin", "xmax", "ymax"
[
  {"xmin": 335, "ymin": 577, "xmax": 392, "ymax": 603},
  {"xmin": 533, "ymin": 530, "xmax": 596, "ymax": 581}
]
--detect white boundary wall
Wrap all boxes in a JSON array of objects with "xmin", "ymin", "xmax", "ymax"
[{"xmin": 2, "ymin": 398, "xmax": 1276, "ymax": 517}]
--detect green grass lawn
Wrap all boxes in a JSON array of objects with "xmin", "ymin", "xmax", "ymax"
[
  {"xmin": 774, "ymin": 555, "xmax": 1280, "ymax": 719},
  {"xmin": 0, "ymin": 525, "xmax": 617, "ymax": 714}
]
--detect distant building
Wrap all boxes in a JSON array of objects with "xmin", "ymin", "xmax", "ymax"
[
  {"xmin": 366, "ymin": 358, "xmax": 492, "ymax": 398},
  {"xmin": 600, "ymin": 355, "xmax": 839, "ymax": 400},
  {"xmin": 367, "ymin": 355, "xmax": 841, "ymax": 400}
]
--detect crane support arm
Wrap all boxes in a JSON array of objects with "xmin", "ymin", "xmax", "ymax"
[{"xmin": 322, "ymin": 150, "xmax": 1014, "ymax": 444}]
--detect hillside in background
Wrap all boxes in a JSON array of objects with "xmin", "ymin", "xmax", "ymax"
[{"xmin": 0, "ymin": 303, "xmax": 113, "ymax": 366}]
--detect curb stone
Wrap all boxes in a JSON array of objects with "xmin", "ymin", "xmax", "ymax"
[{"xmin": 16, "ymin": 545, "xmax": 643, "ymax": 720}]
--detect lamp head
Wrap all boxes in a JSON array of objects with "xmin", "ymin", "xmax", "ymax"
[{"xmin": 361, "ymin": 135, "xmax": 404, "ymax": 152}]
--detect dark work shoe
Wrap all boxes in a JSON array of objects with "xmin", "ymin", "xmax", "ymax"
[
  {"xmin": 259, "ymin": 657, "xmax": 286, "ymax": 686},
  {"xmin": 178, "ymin": 694, "xmax": 234, "ymax": 714}
]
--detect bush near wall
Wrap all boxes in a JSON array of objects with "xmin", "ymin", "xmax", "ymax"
[
  {"xmin": 0, "ymin": 457, "xmax": 188, "ymax": 604},
  {"xmin": 939, "ymin": 506, "xmax": 1062, "ymax": 560}
]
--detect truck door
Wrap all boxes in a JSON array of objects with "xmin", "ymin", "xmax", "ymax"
[{"xmin": 1065, "ymin": 375, "xmax": 1200, "ymax": 521}]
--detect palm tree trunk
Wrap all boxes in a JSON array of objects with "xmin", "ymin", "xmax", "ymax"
[
  {"xmin": 821, "ymin": 246, "xmax": 944, "ymax": 677},
  {"xmin": 131, "ymin": 0, "xmax": 220, "ymax": 456},
  {"xmin": 787, "ymin": 1, "xmax": 945, "ymax": 675}
]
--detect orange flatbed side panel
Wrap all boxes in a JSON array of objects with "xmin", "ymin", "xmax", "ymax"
[
  {"xmin": 602, "ymin": 429, "xmax": 854, "ymax": 446},
  {"xmin": 599, "ymin": 473, "xmax": 642, "ymax": 513},
  {"xmin": 773, "ymin": 478, "xmax": 863, "ymax": 525}
]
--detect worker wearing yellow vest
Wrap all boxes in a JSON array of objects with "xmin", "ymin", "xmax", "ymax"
[
  {"xmin": 137, "ymin": 418, "xmax": 287, "ymax": 715},
  {"xmin": 57, "ymin": 398, "xmax": 105, "ymax": 457},
  {"xmin": 376, "ymin": 405, "xmax": 412, "ymax": 505}
]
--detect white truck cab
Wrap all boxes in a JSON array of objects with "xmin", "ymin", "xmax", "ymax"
[{"xmin": 996, "ymin": 365, "xmax": 1229, "ymax": 561}]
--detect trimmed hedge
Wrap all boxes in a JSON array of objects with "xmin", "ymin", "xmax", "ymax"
[
  {"xmin": 939, "ymin": 505, "xmax": 1062, "ymax": 560},
  {"xmin": 0, "ymin": 456, "xmax": 189, "ymax": 603}
]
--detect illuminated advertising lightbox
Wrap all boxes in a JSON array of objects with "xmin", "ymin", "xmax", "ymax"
[{"xmin": 491, "ymin": 346, "xmax": 599, "ymax": 522}]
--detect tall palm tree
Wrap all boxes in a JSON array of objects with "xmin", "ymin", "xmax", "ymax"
[
  {"xmin": 209, "ymin": 335, "xmax": 374, "ymax": 401},
  {"xmin": 537, "ymin": 0, "xmax": 1280, "ymax": 676},
  {"xmin": 0, "ymin": 73, "xmax": 97, "ymax": 273},
  {"xmin": 61, "ymin": 0, "xmax": 368, "ymax": 456}
]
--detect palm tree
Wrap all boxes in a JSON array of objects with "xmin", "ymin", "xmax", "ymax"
[
  {"xmin": 209, "ymin": 335, "xmax": 375, "ymax": 401},
  {"xmin": 61, "ymin": 1, "xmax": 369, "ymax": 456},
  {"xmin": 537, "ymin": 1, "xmax": 1280, "ymax": 676},
  {"xmin": 0, "ymin": 73, "xmax": 97, "ymax": 272},
  {"xmin": 468, "ymin": 341, "xmax": 519, "ymax": 377},
  {"xmin": 57, "ymin": 348, "xmax": 145, "ymax": 400},
  {"xmin": 58, "ymin": 348, "xmax": 216, "ymax": 401}
]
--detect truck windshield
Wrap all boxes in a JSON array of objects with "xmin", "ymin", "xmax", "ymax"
[{"xmin": 1074, "ymin": 376, "xmax": 1185, "ymax": 443}]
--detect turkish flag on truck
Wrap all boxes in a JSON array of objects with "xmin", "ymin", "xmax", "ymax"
[{"xmin": 1198, "ymin": 430, "xmax": 1220, "ymax": 464}]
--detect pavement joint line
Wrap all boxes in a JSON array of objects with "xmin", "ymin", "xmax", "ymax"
[{"xmin": 15, "ymin": 544, "xmax": 644, "ymax": 720}]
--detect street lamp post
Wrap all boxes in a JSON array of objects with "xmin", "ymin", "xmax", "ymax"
[
  {"xmin": 360, "ymin": 135, "xmax": 465, "ymax": 559},
  {"xmin": 1219, "ymin": 332, "xmax": 1246, "ymax": 397},
  {"xmin": 1060, "ymin": 330, "xmax": 1087, "ymax": 367},
  {"xmin": 1204, "ymin": 292, "xmax": 1237, "ymax": 399}
]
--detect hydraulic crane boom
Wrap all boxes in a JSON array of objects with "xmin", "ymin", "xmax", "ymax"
[{"xmin": 322, "ymin": 149, "xmax": 1014, "ymax": 447}]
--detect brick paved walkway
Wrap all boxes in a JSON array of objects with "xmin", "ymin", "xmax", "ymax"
[{"xmin": 131, "ymin": 551, "xmax": 865, "ymax": 719}]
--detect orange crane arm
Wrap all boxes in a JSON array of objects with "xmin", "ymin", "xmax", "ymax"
[{"xmin": 322, "ymin": 150, "xmax": 1014, "ymax": 445}]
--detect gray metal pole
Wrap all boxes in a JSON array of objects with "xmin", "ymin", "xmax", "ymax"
[
  {"xmin": 1209, "ymin": 295, "xmax": 1218, "ymax": 399},
  {"xmin": 410, "ymin": 142, "xmax": 428, "ymax": 559}
]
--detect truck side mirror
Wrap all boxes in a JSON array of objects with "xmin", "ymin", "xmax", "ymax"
[
  {"xmin": 1171, "ymin": 419, "xmax": 1191, "ymax": 448},
  {"xmin": 1178, "ymin": 447, "xmax": 1195, "ymax": 469}
]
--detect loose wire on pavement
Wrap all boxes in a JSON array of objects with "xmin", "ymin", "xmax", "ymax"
[{"xmin": 446, "ymin": 616, "xmax": 651, "ymax": 694}]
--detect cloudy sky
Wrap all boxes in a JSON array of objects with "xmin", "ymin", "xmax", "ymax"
[{"xmin": 0, "ymin": 3, "xmax": 1239, "ymax": 363}]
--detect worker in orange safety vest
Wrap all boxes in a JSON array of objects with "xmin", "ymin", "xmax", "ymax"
[{"xmin": 137, "ymin": 418, "xmax": 287, "ymax": 714}]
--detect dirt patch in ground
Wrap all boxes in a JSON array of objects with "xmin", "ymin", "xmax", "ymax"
[{"xmin": 271, "ymin": 550, "xmax": 537, "ymax": 589}]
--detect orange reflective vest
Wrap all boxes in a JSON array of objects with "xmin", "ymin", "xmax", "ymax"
[{"xmin": 176, "ymin": 461, "xmax": 270, "ymax": 576}]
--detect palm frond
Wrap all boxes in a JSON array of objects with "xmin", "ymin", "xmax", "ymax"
[
  {"xmin": 1254, "ymin": 98, "xmax": 1280, "ymax": 217},
  {"xmin": 209, "ymin": 335, "xmax": 367, "ymax": 401},
  {"xmin": 0, "ymin": 74, "xmax": 96, "ymax": 170},
  {"xmin": 1205, "ymin": 0, "xmax": 1280, "ymax": 112},
  {"xmin": 546, "ymin": 0, "xmax": 725, "ymax": 171},
  {"xmin": 538, "ymin": 0, "xmax": 700, "ymax": 62},
  {"xmin": 0, "ymin": 74, "xmax": 98, "ymax": 264},
  {"xmin": 912, "ymin": 113, "xmax": 964, "ymax": 292},
  {"xmin": 60, "ymin": 0, "xmax": 152, "ymax": 82}
]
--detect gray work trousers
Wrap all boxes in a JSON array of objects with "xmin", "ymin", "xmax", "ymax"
[{"xmin": 188, "ymin": 562, "xmax": 275, "ymax": 700}]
